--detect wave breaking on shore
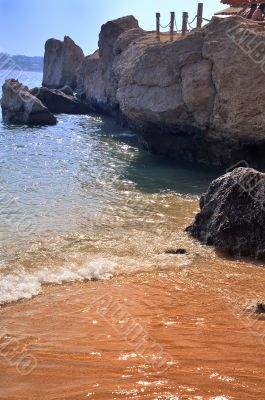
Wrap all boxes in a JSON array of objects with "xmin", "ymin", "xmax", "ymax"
[{"xmin": 0, "ymin": 257, "xmax": 118, "ymax": 305}]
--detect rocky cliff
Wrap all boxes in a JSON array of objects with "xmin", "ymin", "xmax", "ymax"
[{"xmin": 43, "ymin": 16, "xmax": 265, "ymax": 168}]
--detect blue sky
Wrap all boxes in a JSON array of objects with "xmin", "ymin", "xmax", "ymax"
[{"xmin": 0, "ymin": 0, "xmax": 224, "ymax": 56}]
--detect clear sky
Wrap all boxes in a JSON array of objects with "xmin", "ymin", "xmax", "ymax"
[{"xmin": 0, "ymin": 0, "xmax": 224, "ymax": 56}]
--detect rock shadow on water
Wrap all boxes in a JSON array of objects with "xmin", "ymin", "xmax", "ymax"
[{"xmin": 74, "ymin": 113, "xmax": 221, "ymax": 196}]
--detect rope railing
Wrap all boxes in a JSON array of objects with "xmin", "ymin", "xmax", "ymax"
[
  {"xmin": 187, "ymin": 14, "xmax": 212, "ymax": 30},
  {"xmin": 159, "ymin": 21, "xmax": 171, "ymax": 29},
  {"xmin": 159, "ymin": 17, "xmax": 182, "ymax": 33},
  {"xmin": 174, "ymin": 19, "xmax": 182, "ymax": 33},
  {"xmin": 159, "ymin": 18, "xmax": 183, "ymax": 33},
  {"xmin": 201, "ymin": 16, "xmax": 211, "ymax": 22},
  {"xmin": 156, "ymin": 3, "xmax": 211, "ymax": 41},
  {"xmin": 158, "ymin": 15, "xmax": 210, "ymax": 34},
  {"xmin": 188, "ymin": 14, "xmax": 198, "ymax": 26},
  {"xmin": 187, "ymin": 17, "xmax": 196, "ymax": 30}
]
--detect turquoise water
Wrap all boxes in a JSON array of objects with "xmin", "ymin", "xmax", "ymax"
[{"xmin": 0, "ymin": 71, "xmax": 218, "ymax": 304}]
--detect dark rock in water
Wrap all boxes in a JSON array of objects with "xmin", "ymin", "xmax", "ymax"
[
  {"xmin": 255, "ymin": 302, "xmax": 265, "ymax": 314},
  {"xmin": 1, "ymin": 79, "xmax": 57, "ymax": 126},
  {"xmin": 165, "ymin": 249, "xmax": 187, "ymax": 255},
  {"xmin": 186, "ymin": 167, "xmax": 265, "ymax": 259},
  {"xmin": 30, "ymin": 87, "xmax": 91, "ymax": 115},
  {"xmin": 42, "ymin": 36, "xmax": 84, "ymax": 90},
  {"xmin": 246, "ymin": 301, "xmax": 265, "ymax": 317}
]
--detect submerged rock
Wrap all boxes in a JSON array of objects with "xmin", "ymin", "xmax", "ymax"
[
  {"xmin": 245, "ymin": 301, "xmax": 265, "ymax": 317},
  {"xmin": 30, "ymin": 87, "xmax": 91, "ymax": 114},
  {"xmin": 1, "ymin": 79, "xmax": 57, "ymax": 126},
  {"xmin": 186, "ymin": 167, "xmax": 265, "ymax": 259},
  {"xmin": 165, "ymin": 249, "xmax": 187, "ymax": 255},
  {"xmin": 42, "ymin": 36, "xmax": 84, "ymax": 90},
  {"xmin": 254, "ymin": 302, "xmax": 265, "ymax": 314}
]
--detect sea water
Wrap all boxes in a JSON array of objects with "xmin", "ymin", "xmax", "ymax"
[{"xmin": 0, "ymin": 71, "xmax": 219, "ymax": 304}]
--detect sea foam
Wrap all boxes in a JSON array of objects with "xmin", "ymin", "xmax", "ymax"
[{"xmin": 0, "ymin": 258, "xmax": 117, "ymax": 305}]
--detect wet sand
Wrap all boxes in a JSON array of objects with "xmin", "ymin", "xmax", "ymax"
[{"xmin": 1, "ymin": 256, "xmax": 265, "ymax": 400}]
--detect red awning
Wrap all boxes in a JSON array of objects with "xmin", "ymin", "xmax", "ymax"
[{"xmin": 221, "ymin": 0, "xmax": 259, "ymax": 5}]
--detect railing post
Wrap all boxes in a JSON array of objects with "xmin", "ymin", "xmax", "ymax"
[
  {"xmin": 182, "ymin": 12, "xmax": 188, "ymax": 37},
  {"xmin": 197, "ymin": 3, "xmax": 203, "ymax": 28},
  {"xmin": 170, "ymin": 12, "xmax": 175, "ymax": 41},
  {"xmin": 156, "ymin": 13, "xmax": 160, "ymax": 41}
]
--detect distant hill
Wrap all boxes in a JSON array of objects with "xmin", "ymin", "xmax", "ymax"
[{"xmin": 0, "ymin": 53, "xmax": 43, "ymax": 72}]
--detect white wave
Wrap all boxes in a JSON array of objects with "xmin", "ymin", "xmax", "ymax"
[{"xmin": 0, "ymin": 258, "xmax": 117, "ymax": 305}]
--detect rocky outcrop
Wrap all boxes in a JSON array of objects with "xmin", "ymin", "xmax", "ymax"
[
  {"xmin": 116, "ymin": 16, "xmax": 265, "ymax": 167},
  {"xmin": 74, "ymin": 15, "xmax": 265, "ymax": 169},
  {"xmin": 42, "ymin": 36, "xmax": 84, "ymax": 90},
  {"xmin": 77, "ymin": 16, "xmax": 144, "ymax": 115},
  {"xmin": 77, "ymin": 51, "xmax": 107, "ymax": 112},
  {"xmin": 187, "ymin": 167, "xmax": 265, "ymax": 259},
  {"xmin": 30, "ymin": 87, "xmax": 91, "ymax": 114},
  {"xmin": 40, "ymin": 15, "xmax": 265, "ymax": 167},
  {"xmin": 1, "ymin": 79, "xmax": 57, "ymax": 126}
]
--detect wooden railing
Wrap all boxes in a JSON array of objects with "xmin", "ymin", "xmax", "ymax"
[{"xmin": 156, "ymin": 3, "xmax": 207, "ymax": 41}]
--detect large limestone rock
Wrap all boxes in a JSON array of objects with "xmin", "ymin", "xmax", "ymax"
[
  {"xmin": 117, "ymin": 16, "xmax": 265, "ymax": 166},
  {"xmin": 203, "ymin": 17, "xmax": 265, "ymax": 140},
  {"xmin": 77, "ymin": 16, "xmax": 143, "ymax": 115},
  {"xmin": 76, "ymin": 15, "xmax": 265, "ymax": 168},
  {"xmin": 1, "ymin": 79, "xmax": 57, "ymax": 126},
  {"xmin": 30, "ymin": 87, "xmax": 91, "ymax": 114},
  {"xmin": 42, "ymin": 36, "xmax": 84, "ymax": 90},
  {"xmin": 117, "ymin": 31, "xmax": 213, "ymax": 128},
  {"xmin": 98, "ymin": 16, "xmax": 140, "ymax": 108},
  {"xmin": 187, "ymin": 168, "xmax": 265, "ymax": 259},
  {"xmin": 39, "ymin": 15, "xmax": 265, "ymax": 167},
  {"xmin": 77, "ymin": 51, "xmax": 107, "ymax": 112}
]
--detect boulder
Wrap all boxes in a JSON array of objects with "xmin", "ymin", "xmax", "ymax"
[
  {"xmin": 42, "ymin": 36, "xmax": 84, "ymax": 90},
  {"xmin": 1, "ymin": 79, "xmax": 57, "ymax": 126},
  {"xmin": 30, "ymin": 87, "xmax": 91, "ymax": 114},
  {"xmin": 186, "ymin": 167, "xmax": 265, "ymax": 259}
]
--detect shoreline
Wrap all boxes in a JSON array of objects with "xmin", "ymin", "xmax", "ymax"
[{"xmin": 1, "ymin": 259, "xmax": 265, "ymax": 399}]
